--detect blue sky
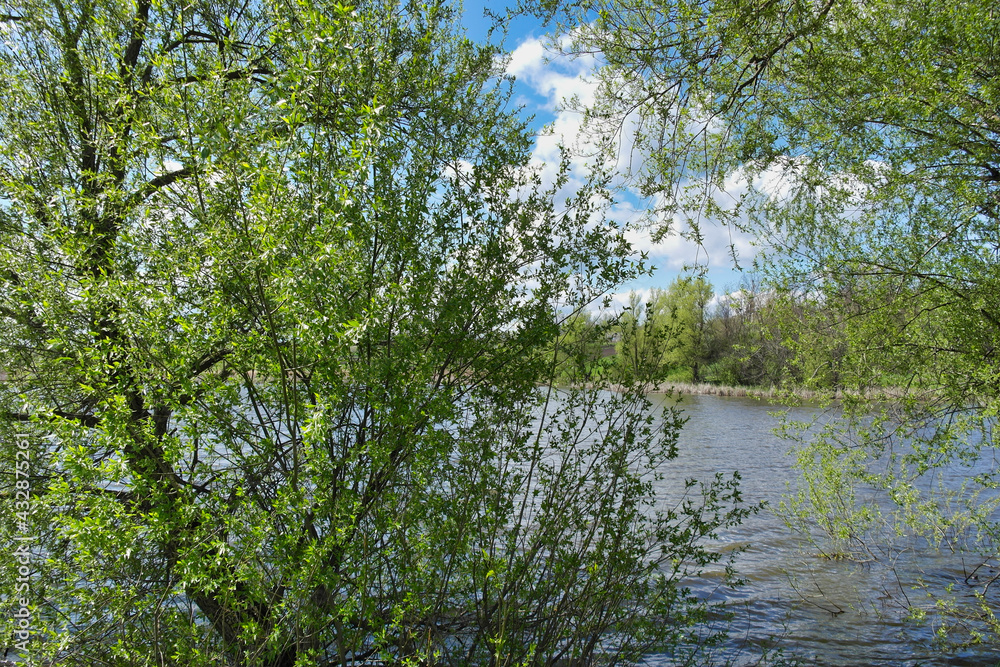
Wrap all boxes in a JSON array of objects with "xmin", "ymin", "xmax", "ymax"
[{"xmin": 459, "ymin": 1, "xmax": 760, "ymax": 309}]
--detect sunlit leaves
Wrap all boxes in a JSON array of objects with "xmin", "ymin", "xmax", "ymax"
[
  {"xmin": 0, "ymin": 0, "xmax": 750, "ymax": 664},
  {"xmin": 532, "ymin": 0, "xmax": 1000, "ymax": 648}
]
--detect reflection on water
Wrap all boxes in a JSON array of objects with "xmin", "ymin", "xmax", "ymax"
[{"xmin": 642, "ymin": 393, "xmax": 1000, "ymax": 666}]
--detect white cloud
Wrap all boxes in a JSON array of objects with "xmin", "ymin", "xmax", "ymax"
[
  {"xmin": 507, "ymin": 36, "xmax": 598, "ymax": 109},
  {"xmin": 507, "ymin": 32, "xmax": 765, "ymax": 292},
  {"xmin": 506, "ymin": 37, "xmax": 547, "ymax": 82},
  {"xmin": 506, "ymin": 36, "xmax": 607, "ymax": 205},
  {"xmin": 607, "ymin": 287, "xmax": 651, "ymax": 311},
  {"xmin": 160, "ymin": 159, "xmax": 184, "ymax": 174}
]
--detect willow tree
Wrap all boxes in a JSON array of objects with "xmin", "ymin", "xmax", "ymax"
[
  {"xmin": 610, "ymin": 278, "xmax": 714, "ymax": 384},
  {"xmin": 532, "ymin": 0, "xmax": 1000, "ymax": 646},
  {"xmin": 0, "ymin": 0, "xmax": 750, "ymax": 664}
]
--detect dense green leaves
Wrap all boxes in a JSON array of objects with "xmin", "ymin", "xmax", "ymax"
[
  {"xmin": 532, "ymin": 0, "xmax": 1000, "ymax": 646},
  {"xmin": 0, "ymin": 0, "xmax": 750, "ymax": 664}
]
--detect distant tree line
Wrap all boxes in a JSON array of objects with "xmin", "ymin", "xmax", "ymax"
[{"xmin": 551, "ymin": 275, "xmax": 859, "ymax": 391}]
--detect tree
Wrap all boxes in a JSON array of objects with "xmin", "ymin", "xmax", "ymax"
[
  {"xmin": 550, "ymin": 308, "xmax": 617, "ymax": 383},
  {"xmin": 0, "ymin": 0, "xmax": 751, "ymax": 664},
  {"xmin": 650, "ymin": 277, "xmax": 713, "ymax": 382},
  {"xmin": 705, "ymin": 277, "xmax": 791, "ymax": 387},
  {"xmin": 612, "ymin": 278, "xmax": 714, "ymax": 384},
  {"xmin": 612, "ymin": 291, "xmax": 666, "ymax": 384},
  {"xmin": 531, "ymin": 0, "xmax": 1000, "ymax": 647}
]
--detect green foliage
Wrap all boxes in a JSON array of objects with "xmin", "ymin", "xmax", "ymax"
[
  {"xmin": 607, "ymin": 277, "xmax": 717, "ymax": 385},
  {"xmin": 701, "ymin": 281, "xmax": 779, "ymax": 388},
  {"xmin": 549, "ymin": 308, "xmax": 616, "ymax": 384},
  {"xmin": 652, "ymin": 277, "xmax": 714, "ymax": 382},
  {"xmin": 0, "ymin": 0, "xmax": 751, "ymax": 664},
  {"xmin": 612, "ymin": 291, "xmax": 668, "ymax": 386},
  {"xmin": 551, "ymin": 275, "xmax": 862, "ymax": 392},
  {"xmin": 529, "ymin": 0, "xmax": 1000, "ymax": 648}
]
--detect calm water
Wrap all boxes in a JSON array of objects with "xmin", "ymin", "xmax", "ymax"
[{"xmin": 644, "ymin": 393, "xmax": 1000, "ymax": 667}]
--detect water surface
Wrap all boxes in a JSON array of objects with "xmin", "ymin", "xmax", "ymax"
[{"xmin": 644, "ymin": 393, "xmax": 1000, "ymax": 666}]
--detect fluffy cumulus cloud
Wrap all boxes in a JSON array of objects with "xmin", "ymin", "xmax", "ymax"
[
  {"xmin": 504, "ymin": 33, "xmax": 892, "ymax": 317},
  {"xmin": 505, "ymin": 33, "xmax": 760, "ymax": 297},
  {"xmin": 507, "ymin": 36, "xmax": 596, "ymax": 108},
  {"xmin": 506, "ymin": 36, "xmax": 603, "ymax": 201}
]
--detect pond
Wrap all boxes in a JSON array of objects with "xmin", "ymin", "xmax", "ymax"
[{"xmin": 644, "ymin": 393, "xmax": 1000, "ymax": 666}]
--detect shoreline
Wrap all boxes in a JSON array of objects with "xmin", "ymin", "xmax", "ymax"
[
  {"xmin": 653, "ymin": 381, "xmax": 919, "ymax": 404},
  {"xmin": 653, "ymin": 381, "xmax": 823, "ymax": 401},
  {"xmin": 563, "ymin": 380, "xmax": 915, "ymax": 404}
]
